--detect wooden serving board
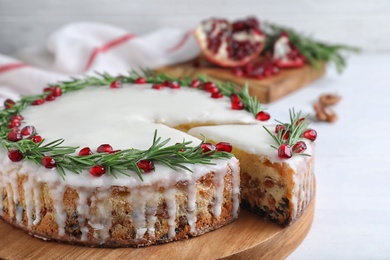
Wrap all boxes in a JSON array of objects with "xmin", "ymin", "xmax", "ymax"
[
  {"xmin": 0, "ymin": 191, "xmax": 315, "ymax": 260},
  {"xmin": 156, "ymin": 58, "xmax": 325, "ymax": 104}
]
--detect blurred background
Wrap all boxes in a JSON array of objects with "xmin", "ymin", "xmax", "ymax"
[{"xmin": 0, "ymin": 0, "xmax": 388, "ymax": 54}]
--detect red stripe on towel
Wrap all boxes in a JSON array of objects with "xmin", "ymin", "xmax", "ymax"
[
  {"xmin": 84, "ymin": 33, "xmax": 136, "ymax": 72},
  {"xmin": 166, "ymin": 30, "xmax": 193, "ymax": 52},
  {"xmin": 0, "ymin": 63, "xmax": 29, "ymax": 74}
]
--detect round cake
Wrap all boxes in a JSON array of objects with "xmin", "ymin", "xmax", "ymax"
[{"xmin": 0, "ymin": 73, "xmax": 316, "ymax": 247}]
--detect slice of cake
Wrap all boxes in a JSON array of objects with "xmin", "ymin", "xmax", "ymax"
[{"xmin": 188, "ymin": 122, "xmax": 316, "ymax": 226}]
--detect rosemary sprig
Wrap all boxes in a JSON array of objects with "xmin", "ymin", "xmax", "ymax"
[
  {"xmin": 0, "ymin": 70, "xmax": 252, "ymax": 180},
  {"xmin": 263, "ymin": 108, "xmax": 311, "ymax": 157},
  {"xmin": 261, "ymin": 22, "xmax": 360, "ymax": 73}
]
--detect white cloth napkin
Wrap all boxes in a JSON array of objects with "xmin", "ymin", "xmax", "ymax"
[{"xmin": 0, "ymin": 22, "xmax": 199, "ymax": 103}]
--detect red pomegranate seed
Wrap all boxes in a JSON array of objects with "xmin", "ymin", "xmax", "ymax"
[
  {"xmin": 231, "ymin": 100, "xmax": 244, "ymax": 110},
  {"xmin": 137, "ymin": 160, "xmax": 155, "ymax": 173},
  {"xmin": 200, "ymin": 143, "xmax": 216, "ymax": 155},
  {"xmin": 8, "ymin": 120, "xmax": 21, "ymax": 128},
  {"xmin": 4, "ymin": 99, "xmax": 15, "ymax": 109},
  {"xmin": 152, "ymin": 84, "xmax": 164, "ymax": 90},
  {"xmin": 275, "ymin": 124, "xmax": 286, "ymax": 134},
  {"xmin": 281, "ymin": 130, "xmax": 290, "ymax": 141},
  {"xmin": 134, "ymin": 77, "xmax": 147, "ymax": 84},
  {"xmin": 108, "ymin": 149, "xmax": 121, "ymax": 154},
  {"xmin": 42, "ymin": 156, "xmax": 57, "ymax": 169},
  {"xmin": 43, "ymin": 87, "xmax": 53, "ymax": 93},
  {"xmin": 216, "ymin": 142, "xmax": 233, "ymax": 153},
  {"xmin": 31, "ymin": 135, "xmax": 43, "ymax": 143},
  {"xmin": 45, "ymin": 94, "xmax": 56, "ymax": 101},
  {"xmin": 303, "ymin": 129, "xmax": 317, "ymax": 141},
  {"xmin": 8, "ymin": 149, "xmax": 24, "ymax": 162},
  {"xmin": 278, "ymin": 143, "xmax": 292, "ymax": 159},
  {"xmin": 110, "ymin": 80, "xmax": 122, "ymax": 89},
  {"xmin": 97, "ymin": 144, "xmax": 113, "ymax": 153},
  {"xmin": 169, "ymin": 81, "xmax": 181, "ymax": 89},
  {"xmin": 89, "ymin": 165, "xmax": 106, "ymax": 177},
  {"xmin": 190, "ymin": 79, "xmax": 201, "ymax": 88},
  {"xmin": 162, "ymin": 81, "xmax": 171, "ymax": 87},
  {"xmin": 203, "ymin": 82, "xmax": 219, "ymax": 93},
  {"xmin": 230, "ymin": 93, "xmax": 241, "ymax": 103},
  {"xmin": 32, "ymin": 99, "xmax": 45, "ymax": 106},
  {"xmin": 211, "ymin": 92, "xmax": 223, "ymax": 99},
  {"xmin": 79, "ymin": 147, "xmax": 93, "ymax": 156},
  {"xmin": 8, "ymin": 131, "xmax": 22, "ymax": 142},
  {"xmin": 256, "ymin": 111, "xmax": 270, "ymax": 121},
  {"xmin": 292, "ymin": 141, "xmax": 307, "ymax": 153},
  {"xmin": 232, "ymin": 67, "xmax": 244, "ymax": 77},
  {"xmin": 10, "ymin": 115, "xmax": 23, "ymax": 121},
  {"xmin": 52, "ymin": 87, "xmax": 62, "ymax": 97},
  {"xmin": 295, "ymin": 117, "xmax": 305, "ymax": 126},
  {"xmin": 21, "ymin": 126, "xmax": 36, "ymax": 136}
]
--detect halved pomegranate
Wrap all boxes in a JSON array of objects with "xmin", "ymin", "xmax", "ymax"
[
  {"xmin": 272, "ymin": 32, "xmax": 306, "ymax": 69},
  {"xmin": 194, "ymin": 17, "xmax": 266, "ymax": 67}
]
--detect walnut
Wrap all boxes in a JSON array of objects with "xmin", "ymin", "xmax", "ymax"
[
  {"xmin": 319, "ymin": 93, "xmax": 341, "ymax": 106},
  {"xmin": 313, "ymin": 102, "xmax": 338, "ymax": 123}
]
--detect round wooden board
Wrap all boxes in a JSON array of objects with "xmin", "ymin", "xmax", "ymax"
[{"xmin": 0, "ymin": 194, "xmax": 315, "ymax": 260}]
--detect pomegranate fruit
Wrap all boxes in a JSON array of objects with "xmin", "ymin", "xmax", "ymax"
[
  {"xmin": 194, "ymin": 17, "xmax": 266, "ymax": 67},
  {"xmin": 272, "ymin": 32, "xmax": 306, "ymax": 69}
]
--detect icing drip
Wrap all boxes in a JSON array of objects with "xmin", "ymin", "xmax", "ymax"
[
  {"xmin": 164, "ymin": 188, "xmax": 177, "ymax": 238},
  {"xmin": 230, "ymin": 158, "xmax": 240, "ymax": 218},
  {"xmin": 89, "ymin": 189, "xmax": 112, "ymax": 243},
  {"xmin": 76, "ymin": 188, "xmax": 93, "ymax": 241},
  {"xmin": 212, "ymin": 167, "xmax": 225, "ymax": 218},
  {"xmin": 32, "ymin": 182, "xmax": 42, "ymax": 226},
  {"xmin": 48, "ymin": 180, "xmax": 67, "ymax": 236},
  {"xmin": 0, "ymin": 174, "xmax": 3, "ymax": 217},
  {"xmin": 22, "ymin": 177, "xmax": 34, "ymax": 227},
  {"xmin": 128, "ymin": 188, "xmax": 148, "ymax": 239},
  {"xmin": 186, "ymin": 179, "xmax": 197, "ymax": 233}
]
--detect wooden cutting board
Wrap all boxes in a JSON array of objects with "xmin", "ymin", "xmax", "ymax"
[
  {"xmin": 0, "ymin": 190, "xmax": 315, "ymax": 260},
  {"xmin": 156, "ymin": 58, "xmax": 325, "ymax": 104}
]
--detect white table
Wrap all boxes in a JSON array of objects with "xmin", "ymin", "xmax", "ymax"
[{"xmin": 266, "ymin": 54, "xmax": 390, "ymax": 259}]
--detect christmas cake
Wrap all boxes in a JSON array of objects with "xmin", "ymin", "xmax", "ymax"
[{"xmin": 0, "ymin": 73, "xmax": 316, "ymax": 247}]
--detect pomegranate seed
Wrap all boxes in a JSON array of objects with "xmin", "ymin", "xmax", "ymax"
[
  {"xmin": 256, "ymin": 111, "xmax": 270, "ymax": 121},
  {"xmin": 10, "ymin": 115, "xmax": 23, "ymax": 121},
  {"xmin": 43, "ymin": 87, "xmax": 53, "ymax": 93},
  {"xmin": 292, "ymin": 141, "xmax": 307, "ymax": 153},
  {"xmin": 232, "ymin": 67, "xmax": 244, "ymax": 77},
  {"xmin": 216, "ymin": 142, "xmax": 233, "ymax": 153},
  {"xmin": 21, "ymin": 126, "xmax": 36, "ymax": 136},
  {"xmin": 89, "ymin": 165, "xmax": 106, "ymax": 177},
  {"xmin": 162, "ymin": 81, "xmax": 171, "ymax": 87},
  {"xmin": 42, "ymin": 156, "xmax": 57, "ymax": 169},
  {"xmin": 4, "ymin": 99, "xmax": 15, "ymax": 109},
  {"xmin": 200, "ymin": 143, "xmax": 216, "ymax": 155},
  {"xmin": 31, "ymin": 135, "xmax": 43, "ymax": 143},
  {"xmin": 203, "ymin": 82, "xmax": 218, "ymax": 93},
  {"xmin": 32, "ymin": 99, "xmax": 45, "ymax": 106},
  {"xmin": 169, "ymin": 81, "xmax": 181, "ymax": 89},
  {"xmin": 278, "ymin": 143, "xmax": 292, "ymax": 159},
  {"xmin": 8, "ymin": 120, "xmax": 21, "ymax": 128},
  {"xmin": 230, "ymin": 93, "xmax": 241, "ymax": 103},
  {"xmin": 231, "ymin": 100, "xmax": 244, "ymax": 110},
  {"xmin": 275, "ymin": 124, "xmax": 286, "ymax": 134},
  {"xmin": 190, "ymin": 79, "xmax": 201, "ymax": 88},
  {"xmin": 45, "ymin": 94, "xmax": 56, "ymax": 101},
  {"xmin": 79, "ymin": 147, "xmax": 93, "ymax": 156},
  {"xmin": 8, "ymin": 149, "xmax": 24, "ymax": 162},
  {"xmin": 295, "ymin": 118, "xmax": 305, "ymax": 126},
  {"xmin": 97, "ymin": 144, "xmax": 113, "ymax": 153},
  {"xmin": 152, "ymin": 84, "xmax": 164, "ymax": 90},
  {"xmin": 8, "ymin": 131, "xmax": 22, "ymax": 142},
  {"xmin": 110, "ymin": 80, "xmax": 122, "ymax": 89},
  {"xmin": 134, "ymin": 77, "xmax": 147, "ymax": 84},
  {"xmin": 303, "ymin": 129, "xmax": 317, "ymax": 141},
  {"xmin": 211, "ymin": 92, "xmax": 223, "ymax": 99},
  {"xmin": 281, "ymin": 130, "xmax": 290, "ymax": 141},
  {"xmin": 52, "ymin": 87, "xmax": 62, "ymax": 97},
  {"xmin": 137, "ymin": 160, "xmax": 155, "ymax": 173}
]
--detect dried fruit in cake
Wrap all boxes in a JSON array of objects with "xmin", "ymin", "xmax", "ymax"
[{"xmin": 194, "ymin": 17, "xmax": 266, "ymax": 67}]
